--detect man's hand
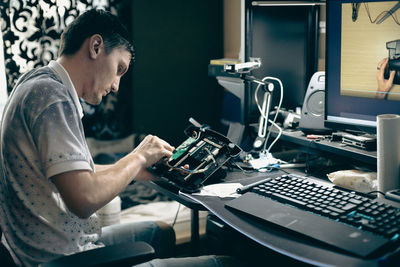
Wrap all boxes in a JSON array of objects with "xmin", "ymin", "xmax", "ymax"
[
  {"xmin": 128, "ymin": 135, "xmax": 175, "ymax": 181},
  {"xmin": 376, "ymin": 58, "xmax": 395, "ymax": 100}
]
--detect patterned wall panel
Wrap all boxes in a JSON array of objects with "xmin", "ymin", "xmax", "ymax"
[{"xmin": 0, "ymin": 0, "xmax": 112, "ymax": 93}]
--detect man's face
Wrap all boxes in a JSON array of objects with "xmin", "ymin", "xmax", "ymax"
[{"xmin": 83, "ymin": 47, "xmax": 131, "ymax": 105}]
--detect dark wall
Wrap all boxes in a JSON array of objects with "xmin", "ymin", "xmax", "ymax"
[{"xmin": 125, "ymin": 0, "xmax": 224, "ymax": 145}]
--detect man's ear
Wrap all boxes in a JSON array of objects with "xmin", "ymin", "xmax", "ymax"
[{"xmin": 89, "ymin": 34, "xmax": 103, "ymax": 59}]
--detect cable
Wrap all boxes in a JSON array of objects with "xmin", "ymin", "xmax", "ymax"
[
  {"xmin": 265, "ymin": 120, "xmax": 282, "ymax": 153},
  {"xmin": 231, "ymin": 160, "xmax": 254, "ymax": 174},
  {"xmin": 165, "ymin": 161, "xmax": 213, "ymax": 174},
  {"xmin": 364, "ymin": 3, "xmax": 400, "ymax": 26},
  {"xmin": 203, "ymin": 147, "xmax": 217, "ymax": 164},
  {"xmin": 366, "ymin": 190, "xmax": 386, "ymax": 197},
  {"xmin": 171, "ymin": 203, "xmax": 181, "ymax": 227},
  {"xmin": 264, "ymin": 165, "xmax": 291, "ymax": 174},
  {"xmin": 165, "ymin": 147, "xmax": 217, "ymax": 174}
]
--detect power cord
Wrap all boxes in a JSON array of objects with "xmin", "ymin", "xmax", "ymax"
[
  {"xmin": 171, "ymin": 203, "xmax": 181, "ymax": 227},
  {"xmin": 366, "ymin": 190, "xmax": 386, "ymax": 197}
]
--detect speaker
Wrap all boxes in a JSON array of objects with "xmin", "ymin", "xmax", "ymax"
[{"xmin": 299, "ymin": 71, "xmax": 331, "ymax": 134}]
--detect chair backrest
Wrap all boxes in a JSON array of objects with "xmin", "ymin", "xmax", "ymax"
[{"xmin": 0, "ymin": 225, "xmax": 16, "ymax": 266}]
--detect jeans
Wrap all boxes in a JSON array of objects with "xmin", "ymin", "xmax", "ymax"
[
  {"xmin": 133, "ymin": 255, "xmax": 223, "ymax": 267},
  {"xmin": 99, "ymin": 221, "xmax": 163, "ymax": 251},
  {"xmin": 98, "ymin": 221, "xmax": 223, "ymax": 267}
]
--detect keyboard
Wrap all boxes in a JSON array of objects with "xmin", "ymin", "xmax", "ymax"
[{"xmin": 225, "ymin": 174, "xmax": 400, "ymax": 258}]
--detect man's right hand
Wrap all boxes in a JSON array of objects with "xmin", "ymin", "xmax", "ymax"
[{"xmin": 129, "ymin": 135, "xmax": 175, "ymax": 181}]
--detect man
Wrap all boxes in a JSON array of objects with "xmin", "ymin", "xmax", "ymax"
[{"xmin": 0, "ymin": 9, "xmax": 236, "ymax": 267}]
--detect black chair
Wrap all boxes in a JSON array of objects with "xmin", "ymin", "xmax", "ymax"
[
  {"xmin": 0, "ymin": 228, "xmax": 15, "ymax": 266},
  {"xmin": 0, "ymin": 226, "xmax": 155, "ymax": 267}
]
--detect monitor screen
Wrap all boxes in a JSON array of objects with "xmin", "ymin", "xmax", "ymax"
[{"xmin": 325, "ymin": 0, "xmax": 400, "ymax": 134}]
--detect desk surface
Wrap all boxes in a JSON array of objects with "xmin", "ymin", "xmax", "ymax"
[{"xmin": 147, "ymin": 163, "xmax": 399, "ymax": 266}]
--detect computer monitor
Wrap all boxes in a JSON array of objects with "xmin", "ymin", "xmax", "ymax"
[{"xmin": 325, "ymin": 0, "xmax": 400, "ymax": 134}]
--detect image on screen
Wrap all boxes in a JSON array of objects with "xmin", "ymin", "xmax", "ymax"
[{"xmin": 340, "ymin": 1, "xmax": 400, "ymax": 100}]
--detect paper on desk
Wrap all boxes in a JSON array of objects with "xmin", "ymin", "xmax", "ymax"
[{"xmin": 192, "ymin": 183, "xmax": 242, "ymax": 198}]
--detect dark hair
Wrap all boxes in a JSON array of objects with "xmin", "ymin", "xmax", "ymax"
[{"xmin": 59, "ymin": 9, "xmax": 135, "ymax": 61}]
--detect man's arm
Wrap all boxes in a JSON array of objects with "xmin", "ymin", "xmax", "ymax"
[
  {"xmin": 52, "ymin": 135, "xmax": 174, "ymax": 219},
  {"xmin": 95, "ymin": 164, "xmax": 112, "ymax": 171}
]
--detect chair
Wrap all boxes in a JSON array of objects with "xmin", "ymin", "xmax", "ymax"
[
  {"xmin": 0, "ymin": 228, "xmax": 14, "ymax": 266},
  {"xmin": 0, "ymin": 226, "xmax": 155, "ymax": 267}
]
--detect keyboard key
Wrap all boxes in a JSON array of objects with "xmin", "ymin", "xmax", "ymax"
[
  {"xmin": 349, "ymin": 198, "xmax": 363, "ymax": 205},
  {"xmin": 327, "ymin": 206, "xmax": 346, "ymax": 214},
  {"xmin": 342, "ymin": 203, "xmax": 357, "ymax": 211},
  {"xmin": 271, "ymin": 193, "xmax": 307, "ymax": 208}
]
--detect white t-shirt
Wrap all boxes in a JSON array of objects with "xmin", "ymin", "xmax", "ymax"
[{"xmin": 0, "ymin": 61, "xmax": 101, "ymax": 266}]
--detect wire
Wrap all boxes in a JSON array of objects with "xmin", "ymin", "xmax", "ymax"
[
  {"xmin": 264, "ymin": 165, "xmax": 291, "ymax": 174},
  {"xmin": 265, "ymin": 120, "xmax": 282, "ymax": 153},
  {"xmin": 363, "ymin": 3, "xmax": 400, "ymax": 26},
  {"xmin": 366, "ymin": 190, "xmax": 386, "ymax": 197},
  {"xmin": 165, "ymin": 148, "xmax": 217, "ymax": 174},
  {"xmin": 171, "ymin": 203, "xmax": 181, "ymax": 227},
  {"xmin": 165, "ymin": 161, "xmax": 213, "ymax": 174},
  {"xmin": 231, "ymin": 160, "xmax": 254, "ymax": 174},
  {"xmin": 203, "ymin": 147, "xmax": 217, "ymax": 164}
]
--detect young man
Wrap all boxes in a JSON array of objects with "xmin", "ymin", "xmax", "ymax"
[{"xmin": 0, "ymin": 9, "xmax": 236, "ymax": 267}]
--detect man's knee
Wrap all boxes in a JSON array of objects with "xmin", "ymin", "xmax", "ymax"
[{"xmin": 133, "ymin": 255, "xmax": 245, "ymax": 267}]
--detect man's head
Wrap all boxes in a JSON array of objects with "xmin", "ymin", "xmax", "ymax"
[
  {"xmin": 58, "ymin": 9, "xmax": 134, "ymax": 105},
  {"xmin": 59, "ymin": 9, "xmax": 134, "ymax": 59}
]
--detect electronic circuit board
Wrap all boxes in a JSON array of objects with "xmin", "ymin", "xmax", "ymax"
[{"xmin": 149, "ymin": 125, "xmax": 241, "ymax": 192}]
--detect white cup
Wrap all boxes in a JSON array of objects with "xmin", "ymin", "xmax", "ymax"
[{"xmin": 97, "ymin": 196, "xmax": 121, "ymax": 227}]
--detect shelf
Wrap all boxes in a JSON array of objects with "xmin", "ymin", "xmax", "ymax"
[{"xmin": 270, "ymin": 128, "xmax": 377, "ymax": 166}]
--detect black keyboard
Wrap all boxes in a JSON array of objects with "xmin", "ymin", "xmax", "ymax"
[{"xmin": 225, "ymin": 174, "xmax": 400, "ymax": 258}]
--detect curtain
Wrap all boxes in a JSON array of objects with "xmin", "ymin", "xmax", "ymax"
[{"xmin": 0, "ymin": 0, "xmax": 112, "ymax": 93}]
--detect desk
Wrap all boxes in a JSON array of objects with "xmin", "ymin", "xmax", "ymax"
[
  {"xmin": 148, "ymin": 169, "xmax": 400, "ymax": 266},
  {"xmin": 179, "ymin": 171, "xmax": 400, "ymax": 266}
]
